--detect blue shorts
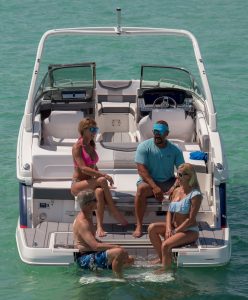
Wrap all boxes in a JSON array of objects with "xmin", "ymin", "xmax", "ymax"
[
  {"xmin": 137, "ymin": 177, "xmax": 176, "ymax": 192},
  {"xmin": 76, "ymin": 251, "xmax": 112, "ymax": 271}
]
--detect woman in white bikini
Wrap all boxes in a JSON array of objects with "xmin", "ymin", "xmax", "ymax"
[{"xmin": 71, "ymin": 118, "xmax": 128, "ymax": 237}]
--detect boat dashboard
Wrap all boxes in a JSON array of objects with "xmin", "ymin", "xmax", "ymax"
[{"xmin": 137, "ymin": 88, "xmax": 195, "ymax": 117}]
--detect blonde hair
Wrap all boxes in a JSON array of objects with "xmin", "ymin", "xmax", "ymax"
[
  {"xmin": 78, "ymin": 118, "xmax": 97, "ymax": 148},
  {"xmin": 178, "ymin": 163, "xmax": 200, "ymax": 188}
]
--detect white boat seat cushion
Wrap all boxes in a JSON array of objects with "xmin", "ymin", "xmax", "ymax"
[
  {"xmin": 138, "ymin": 108, "xmax": 195, "ymax": 142},
  {"xmin": 42, "ymin": 110, "xmax": 84, "ymax": 145}
]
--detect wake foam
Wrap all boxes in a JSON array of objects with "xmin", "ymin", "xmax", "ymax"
[{"xmin": 79, "ymin": 270, "xmax": 175, "ymax": 285}]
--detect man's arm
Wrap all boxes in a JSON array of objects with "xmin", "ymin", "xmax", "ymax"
[
  {"xmin": 78, "ymin": 221, "xmax": 120, "ymax": 251},
  {"xmin": 137, "ymin": 163, "xmax": 157, "ymax": 189},
  {"xmin": 137, "ymin": 163, "xmax": 164, "ymax": 201}
]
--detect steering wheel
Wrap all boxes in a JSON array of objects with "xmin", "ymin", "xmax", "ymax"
[{"xmin": 152, "ymin": 96, "xmax": 177, "ymax": 109}]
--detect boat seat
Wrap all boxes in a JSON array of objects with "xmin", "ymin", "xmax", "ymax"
[
  {"xmin": 138, "ymin": 108, "xmax": 195, "ymax": 142},
  {"xmin": 42, "ymin": 110, "xmax": 84, "ymax": 146},
  {"xmin": 98, "ymin": 101, "xmax": 136, "ymax": 116},
  {"xmin": 96, "ymin": 80, "xmax": 137, "ymax": 115},
  {"xmin": 100, "ymin": 131, "xmax": 136, "ymax": 143}
]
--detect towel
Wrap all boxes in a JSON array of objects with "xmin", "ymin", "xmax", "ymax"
[{"xmin": 190, "ymin": 151, "xmax": 208, "ymax": 163}]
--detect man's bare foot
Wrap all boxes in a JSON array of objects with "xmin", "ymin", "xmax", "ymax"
[
  {"xmin": 132, "ymin": 228, "xmax": 143, "ymax": 238},
  {"xmin": 96, "ymin": 228, "xmax": 107, "ymax": 237},
  {"xmin": 149, "ymin": 258, "xmax": 161, "ymax": 265}
]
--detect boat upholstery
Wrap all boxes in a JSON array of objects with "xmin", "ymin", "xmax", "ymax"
[
  {"xmin": 196, "ymin": 111, "xmax": 209, "ymax": 152},
  {"xmin": 96, "ymin": 80, "xmax": 138, "ymax": 115},
  {"xmin": 42, "ymin": 110, "xmax": 84, "ymax": 146},
  {"xmin": 138, "ymin": 108, "xmax": 195, "ymax": 142}
]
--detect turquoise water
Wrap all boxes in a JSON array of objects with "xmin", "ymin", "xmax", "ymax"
[{"xmin": 1, "ymin": 0, "xmax": 247, "ymax": 299}]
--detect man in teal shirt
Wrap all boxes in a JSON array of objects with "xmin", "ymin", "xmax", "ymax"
[{"xmin": 133, "ymin": 120, "xmax": 184, "ymax": 238}]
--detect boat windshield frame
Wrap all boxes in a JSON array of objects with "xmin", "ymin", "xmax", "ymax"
[
  {"xmin": 140, "ymin": 65, "xmax": 203, "ymax": 95},
  {"xmin": 35, "ymin": 62, "xmax": 96, "ymax": 101}
]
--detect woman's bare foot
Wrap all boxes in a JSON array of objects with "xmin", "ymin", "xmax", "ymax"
[
  {"xmin": 149, "ymin": 258, "xmax": 161, "ymax": 265},
  {"xmin": 154, "ymin": 267, "xmax": 165, "ymax": 275},
  {"xmin": 132, "ymin": 227, "xmax": 143, "ymax": 238},
  {"xmin": 154, "ymin": 267, "xmax": 173, "ymax": 275},
  {"xmin": 96, "ymin": 227, "xmax": 107, "ymax": 237}
]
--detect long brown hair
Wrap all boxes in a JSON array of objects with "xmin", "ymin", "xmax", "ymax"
[{"xmin": 78, "ymin": 118, "xmax": 97, "ymax": 148}]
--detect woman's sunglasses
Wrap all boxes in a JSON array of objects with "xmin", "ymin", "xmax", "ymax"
[
  {"xmin": 89, "ymin": 127, "xmax": 99, "ymax": 134},
  {"xmin": 177, "ymin": 172, "xmax": 188, "ymax": 178}
]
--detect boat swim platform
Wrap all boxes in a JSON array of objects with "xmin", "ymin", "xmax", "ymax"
[{"xmin": 22, "ymin": 221, "xmax": 226, "ymax": 261}]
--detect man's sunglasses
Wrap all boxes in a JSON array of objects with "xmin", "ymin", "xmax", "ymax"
[
  {"xmin": 153, "ymin": 129, "xmax": 164, "ymax": 136},
  {"xmin": 89, "ymin": 127, "xmax": 99, "ymax": 134}
]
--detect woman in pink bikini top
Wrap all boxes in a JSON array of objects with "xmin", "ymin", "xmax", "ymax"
[
  {"xmin": 71, "ymin": 117, "xmax": 128, "ymax": 237},
  {"xmin": 73, "ymin": 137, "xmax": 99, "ymax": 168}
]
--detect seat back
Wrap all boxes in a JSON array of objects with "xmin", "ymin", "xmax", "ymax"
[
  {"xmin": 138, "ymin": 108, "xmax": 195, "ymax": 142},
  {"xmin": 43, "ymin": 111, "xmax": 84, "ymax": 145}
]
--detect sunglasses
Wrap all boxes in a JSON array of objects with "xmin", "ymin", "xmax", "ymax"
[
  {"xmin": 153, "ymin": 129, "xmax": 164, "ymax": 136},
  {"xmin": 89, "ymin": 127, "xmax": 99, "ymax": 134},
  {"xmin": 177, "ymin": 172, "xmax": 188, "ymax": 178}
]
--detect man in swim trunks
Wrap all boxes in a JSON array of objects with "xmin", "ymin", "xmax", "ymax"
[
  {"xmin": 73, "ymin": 190, "xmax": 134, "ymax": 278},
  {"xmin": 133, "ymin": 120, "xmax": 184, "ymax": 238}
]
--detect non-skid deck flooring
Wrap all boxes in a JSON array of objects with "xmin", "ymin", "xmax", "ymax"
[{"xmin": 24, "ymin": 221, "xmax": 225, "ymax": 251}]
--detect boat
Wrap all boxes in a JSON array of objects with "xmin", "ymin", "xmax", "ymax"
[{"xmin": 16, "ymin": 9, "xmax": 231, "ymax": 267}]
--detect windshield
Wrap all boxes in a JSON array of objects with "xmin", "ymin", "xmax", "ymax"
[
  {"xmin": 140, "ymin": 65, "xmax": 202, "ymax": 95},
  {"xmin": 35, "ymin": 63, "xmax": 95, "ymax": 100}
]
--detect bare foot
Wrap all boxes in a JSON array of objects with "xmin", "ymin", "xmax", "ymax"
[
  {"xmin": 149, "ymin": 258, "xmax": 161, "ymax": 265},
  {"xmin": 154, "ymin": 267, "xmax": 165, "ymax": 275},
  {"xmin": 132, "ymin": 228, "xmax": 143, "ymax": 238},
  {"xmin": 96, "ymin": 228, "xmax": 107, "ymax": 237}
]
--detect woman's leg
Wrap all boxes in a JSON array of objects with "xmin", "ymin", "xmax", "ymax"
[
  {"xmin": 71, "ymin": 179, "xmax": 95, "ymax": 196},
  {"xmin": 95, "ymin": 177, "xmax": 128, "ymax": 226},
  {"xmin": 148, "ymin": 222, "xmax": 166, "ymax": 264},
  {"xmin": 161, "ymin": 231, "xmax": 198, "ymax": 270},
  {"xmin": 71, "ymin": 177, "xmax": 128, "ymax": 226},
  {"xmin": 71, "ymin": 179, "xmax": 107, "ymax": 236},
  {"xmin": 95, "ymin": 187, "xmax": 106, "ymax": 237}
]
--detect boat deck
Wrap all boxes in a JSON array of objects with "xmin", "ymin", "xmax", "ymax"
[{"xmin": 23, "ymin": 221, "xmax": 225, "ymax": 259}]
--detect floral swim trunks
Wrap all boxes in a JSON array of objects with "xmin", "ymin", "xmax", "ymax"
[{"xmin": 76, "ymin": 251, "xmax": 112, "ymax": 271}]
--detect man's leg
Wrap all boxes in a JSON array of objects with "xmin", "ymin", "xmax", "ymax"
[
  {"xmin": 107, "ymin": 248, "xmax": 129, "ymax": 278},
  {"xmin": 133, "ymin": 182, "xmax": 153, "ymax": 238}
]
